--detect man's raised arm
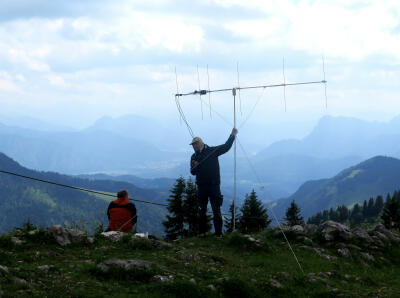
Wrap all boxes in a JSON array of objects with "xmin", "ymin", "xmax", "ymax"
[{"xmin": 215, "ymin": 128, "xmax": 238, "ymax": 156}]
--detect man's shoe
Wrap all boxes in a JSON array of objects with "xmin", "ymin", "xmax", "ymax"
[{"xmin": 214, "ymin": 233, "xmax": 223, "ymax": 238}]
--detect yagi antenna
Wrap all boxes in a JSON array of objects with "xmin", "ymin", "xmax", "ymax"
[
  {"xmin": 173, "ymin": 62, "xmax": 327, "ymax": 275},
  {"xmin": 175, "ymin": 79, "xmax": 327, "ymax": 97}
]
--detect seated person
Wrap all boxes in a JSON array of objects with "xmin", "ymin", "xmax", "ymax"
[{"xmin": 107, "ymin": 190, "xmax": 137, "ymax": 233}]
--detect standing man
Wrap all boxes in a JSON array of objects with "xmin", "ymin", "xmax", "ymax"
[{"xmin": 190, "ymin": 128, "xmax": 238, "ymax": 237}]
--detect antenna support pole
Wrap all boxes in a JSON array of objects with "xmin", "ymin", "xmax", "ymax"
[{"xmin": 232, "ymin": 88, "xmax": 237, "ymax": 231}]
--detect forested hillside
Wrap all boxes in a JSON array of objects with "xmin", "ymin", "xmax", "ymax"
[
  {"xmin": 0, "ymin": 153, "xmax": 167, "ymax": 235},
  {"xmin": 271, "ymin": 156, "xmax": 400, "ymax": 220}
]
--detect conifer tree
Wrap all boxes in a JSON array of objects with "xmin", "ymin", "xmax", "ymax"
[
  {"xmin": 381, "ymin": 195, "xmax": 400, "ymax": 229},
  {"xmin": 239, "ymin": 190, "xmax": 271, "ymax": 233},
  {"xmin": 386, "ymin": 193, "xmax": 391, "ymax": 204},
  {"xmin": 374, "ymin": 195, "xmax": 384, "ymax": 217},
  {"xmin": 350, "ymin": 203, "xmax": 363, "ymax": 226},
  {"xmin": 284, "ymin": 200, "xmax": 304, "ymax": 226},
  {"xmin": 183, "ymin": 178, "xmax": 199, "ymax": 236},
  {"xmin": 337, "ymin": 205, "xmax": 349, "ymax": 222},
  {"xmin": 329, "ymin": 207, "xmax": 340, "ymax": 222},
  {"xmin": 224, "ymin": 200, "xmax": 239, "ymax": 233},
  {"xmin": 314, "ymin": 212, "xmax": 323, "ymax": 224},
  {"xmin": 322, "ymin": 210, "xmax": 329, "ymax": 222},
  {"xmin": 362, "ymin": 200, "xmax": 368, "ymax": 219},
  {"xmin": 163, "ymin": 177, "xmax": 186, "ymax": 239},
  {"xmin": 367, "ymin": 197, "xmax": 375, "ymax": 218}
]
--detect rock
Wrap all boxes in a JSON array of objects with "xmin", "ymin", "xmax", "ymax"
[
  {"xmin": 374, "ymin": 224, "xmax": 400, "ymax": 243},
  {"xmin": 305, "ymin": 247, "xmax": 337, "ymax": 261},
  {"xmin": 180, "ymin": 254, "xmax": 198, "ymax": 263},
  {"xmin": 308, "ymin": 278, "xmax": 317, "ymax": 283},
  {"xmin": 189, "ymin": 278, "xmax": 196, "ymax": 284},
  {"xmin": 97, "ymin": 259, "xmax": 153, "ymax": 272},
  {"xmin": 360, "ymin": 252, "xmax": 375, "ymax": 262},
  {"xmin": 337, "ymin": 248, "xmax": 351, "ymax": 258},
  {"xmin": 290, "ymin": 225, "xmax": 305, "ymax": 235},
  {"xmin": 347, "ymin": 244, "xmax": 361, "ymax": 251},
  {"xmin": 302, "ymin": 237, "xmax": 314, "ymax": 246},
  {"xmin": 150, "ymin": 239, "xmax": 173, "ymax": 249},
  {"xmin": 331, "ymin": 288, "xmax": 340, "ymax": 293},
  {"xmin": 134, "ymin": 233, "xmax": 149, "ymax": 239},
  {"xmin": 11, "ymin": 237, "xmax": 25, "ymax": 245},
  {"xmin": 38, "ymin": 265, "xmax": 55, "ymax": 271},
  {"xmin": 277, "ymin": 272, "xmax": 292, "ymax": 281},
  {"xmin": 0, "ymin": 265, "xmax": 9, "ymax": 276},
  {"xmin": 207, "ymin": 284, "xmax": 217, "ymax": 291},
  {"xmin": 243, "ymin": 235, "xmax": 262, "ymax": 245},
  {"xmin": 370, "ymin": 236, "xmax": 384, "ymax": 247},
  {"xmin": 319, "ymin": 221, "xmax": 352, "ymax": 242},
  {"xmin": 352, "ymin": 228, "xmax": 373, "ymax": 243},
  {"xmin": 379, "ymin": 256, "xmax": 390, "ymax": 263},
  {"xmin": 46, "ymin": 251, "xmax": 61, "ymax": 257},
  {"xmin": 372, "ymin": 231, "xmax": 389, "ymax": 242},
  {"xmin": 269, "ymin": 279, "xmax": 282, "ymax": 288},
  {"xmin": 100, "ymin": 231, "xmax": 129, "ymax": 243},
  {"xmin": 304, "ymin": 224, "xmax": 318, "ymax": 234},
  {"xmin": 319, "ymin": 272, "xmax": 334, "ymax": 279},
  {"xmin": 374, "ymin": 224, "xmax": 393, "ymax": 237},
  {"xmin": 45, "ymin": 225, "xmax": 90, "ymax": 246},
  {"xmin": 12, "ymin": 277, "xmax": 28, "ymax": 286},
  {"xmin": 151, "ymin": 275, "xmax": 173, "ymax": 282},
  {"xmin": 321, "ymin": 254, "xmax": 337, "ymax": 261},
  {"xmin": 360, "ymin": 261, "xmax": 370, "ymax": 267}
]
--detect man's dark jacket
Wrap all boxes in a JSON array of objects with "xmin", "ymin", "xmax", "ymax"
[{"xmin": 190, "ymin": 134, "xmax": 235, "ymax": 185}]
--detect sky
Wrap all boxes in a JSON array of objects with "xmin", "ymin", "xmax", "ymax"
[{"xmin": 0, "ymin": 0, "xmax": 400, "ymax": 142}]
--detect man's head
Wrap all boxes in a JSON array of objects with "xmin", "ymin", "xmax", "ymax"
[
  {"xmin": 190, "ymin": 137, "xmax": 204, "ymax": 152},
  {"xmin": 117, "ymin": 190, "xmax": 129, "ymax": 199}
]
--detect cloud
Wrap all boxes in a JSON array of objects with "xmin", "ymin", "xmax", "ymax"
[
  {"xmin": 0, "ymin": 79, "xmax": 19, "ymax": 92},
  {"xmin": 0, "ymin": 0, "xmax": 399, "ymax": 130}
]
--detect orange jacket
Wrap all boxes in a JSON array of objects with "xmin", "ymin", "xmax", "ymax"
[{"xmin": 107, "ymin": 198, "xmax": 137, "ymax": 232}]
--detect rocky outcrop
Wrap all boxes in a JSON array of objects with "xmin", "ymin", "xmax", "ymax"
[
  {"xmin": 319, "ymin": 221, "xmax": 352, "ymax": 242},
  {"xmin": 97, "ymin": 259, "xmax": 153, "ymax": 272},
  {"xmin": 100, "ymin": 231, "xmax": 172, "ymax": 249},
  {"xmin": 284, "ymin": 220, "xmax": 400, "ymax": 264},
  {"xmin": 100, "ymin": 231, "xmax": 127, "ymax": 242},
  {"xmin": 45, "ymin": 225, "xmax": 94, "ymax": 246}
]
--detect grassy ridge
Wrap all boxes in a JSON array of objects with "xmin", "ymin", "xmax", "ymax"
[{"xmin": 1, "ymin": 227, "xmax": 400, "ymax": 297}]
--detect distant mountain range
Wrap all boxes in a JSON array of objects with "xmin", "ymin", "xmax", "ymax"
[
  {"xmin": 0, "ymin": 120, "xmax": 182, "ymax": 176},
  {"xmin": 0, "ymin": 153, "xmax": 167, "ymax": 235},
  {"xmin": 270, "ymin": 156, "xmax": 400, "ymax": 220},
  {"xmin": 256, "ymin": 115, "xmax": 400, "ymax": 160},
  {"xmin": 2, "ymin": 114, "xmax": 400, "ymax": 201},
  {"xmin": 232, "ymin": 115, "xmax": 400, "ymax": 198}
]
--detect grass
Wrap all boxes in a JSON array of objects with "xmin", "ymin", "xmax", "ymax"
[{"xmin": 0, "ymin": 227, "xmax": 400, "ymax": 297}]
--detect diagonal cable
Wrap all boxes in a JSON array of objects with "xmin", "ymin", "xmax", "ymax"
[{"xmin": 236, "ymin": 137, "xmax": 305, "ymax": 274}]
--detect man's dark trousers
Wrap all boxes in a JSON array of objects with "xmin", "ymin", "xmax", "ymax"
[{"xmin": 198, "ymin": 184, "xmax": 223, "ymax": 235}]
